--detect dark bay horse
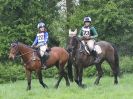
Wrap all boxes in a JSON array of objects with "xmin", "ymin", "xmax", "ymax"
[
  {"xmin": 67, "ymin": 32, "xmax": 120, "ymax": 87},
  {"xmin": 9, "ymin": 42, "xmax": 70, "ymax": 90}
]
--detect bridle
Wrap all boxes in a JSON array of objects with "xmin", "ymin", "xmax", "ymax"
[{"xmin": 11, "ymin": 43, "xmax": 36, "ymax": 57}]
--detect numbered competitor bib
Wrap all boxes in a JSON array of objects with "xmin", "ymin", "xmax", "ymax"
[
  {"xmin": 82, "ymin": 27, "xmax": 90, "ymax": 37},
  {"xmin": 37, "ymin": 33, "xmax": 45, "ymax": 43}
]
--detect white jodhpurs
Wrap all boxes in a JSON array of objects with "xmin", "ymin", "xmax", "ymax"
[{"xmin": 40, "ymin": 45, "xmax": 47, "ymax": 57}]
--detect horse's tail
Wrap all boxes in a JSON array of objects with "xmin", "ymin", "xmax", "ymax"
[
  {"xmin": 66, "ymin": 54, "xmax": 73, "ymax": 82},
  {"xmin": 112, "ymin": 45, "xmax": 120, "ymax": 76}
]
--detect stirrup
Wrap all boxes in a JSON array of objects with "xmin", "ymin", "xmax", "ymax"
[{"xmin": 41, "ymin": 64, "xmax": 47, "ymax": 69}]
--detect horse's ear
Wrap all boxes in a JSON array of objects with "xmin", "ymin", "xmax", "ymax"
[
  {"xmin": 69, "ymin": 28, "xmax": 77, "ymax": 37},
  {"xmin": 69, "ymin": 29, "xmax": 71, "ymax": 35},
  {"xmin": 74, "ymin": 29, "xmax": 77, "ymax": 35}
]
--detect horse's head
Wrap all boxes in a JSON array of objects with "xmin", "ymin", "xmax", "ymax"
[
  {"xmin": 9, "ymin": 42, "xmax": 19, "ymax": 60},
  {"xmin": 67, "ymin": 29, "xmax": 79, "ymax": 53}
]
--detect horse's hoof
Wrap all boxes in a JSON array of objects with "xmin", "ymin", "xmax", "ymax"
[
  {"xmin": 45, "ymin": 84, "xmax": 48, "ymax": 88},
  {"xmin": 66, "ymin": 83, "xmax": 70, "ymax": 87},
  {"xmin": 114, "ymin": 81, "xmax": 118, "ymax": 85},
  {"xmin": 79, "ymin": 84, "xmax": 87, "ymax": 88},
  {"xmin": 94, "ymin": 81, "xmax": 99, "ymax": 85},
  {"xmin": 54, "ymin": 84, "xmax": 59, "ymax": 89},
  {"xmin": 26, "ymin": 87, "xmax": 31, "ymax": 91}
]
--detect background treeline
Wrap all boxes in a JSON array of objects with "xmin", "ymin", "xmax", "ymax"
[{"xmin": 0, "ymin": 0, "xmax": 133, "ymax": 83}]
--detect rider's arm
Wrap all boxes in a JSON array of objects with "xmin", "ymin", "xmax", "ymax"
[
  {"xmin": 44, "ymin": 32, "xmax": 48, "ymax": 44},
  {"xmin": 78, "ymin": 28, "xmax": 82, "ymax": 38},
  {"xmin": 90, "ymin": 27, "xmax": 98, "ymax": 39},
  {"xmin": 32, "ymin": 36, "xmax": 38, "ymax": 46}
]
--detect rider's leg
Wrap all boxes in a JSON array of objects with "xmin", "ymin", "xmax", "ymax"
[
  {"xmin": 40, "ymin": 45, "xmax": 48, "ymax": 67},
  {"xmin": 87, "ymin": 39, "xmax": 101, "ymax": 63}
]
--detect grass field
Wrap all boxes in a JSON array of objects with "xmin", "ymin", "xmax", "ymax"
[{"xmin": 0, "ymin": 74, "xmax": 133, "ymax": 99}]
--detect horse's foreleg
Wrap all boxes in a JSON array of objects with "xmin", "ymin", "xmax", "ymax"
[
  {"xmin": 36, "ymin": 70, "xmax": 48, "ymax": 88},
  {"xmin": 74, "ymin": 66, "xmax": 79, "ymax": 85},
  {"xmin": 94, "ymin": 63, "xmax": 103, "ymax": 85},
  {"xmin": 25, "ymin": 69, "xmax": 32, "ymax": 90},
  {"xmin": 78, "ymin": 67, "xmax": 86, "ymax": 88}
]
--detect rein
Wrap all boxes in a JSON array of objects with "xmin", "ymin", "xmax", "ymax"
[{"xmin": 16, "ymin": 50, "xmax": 36, "ymax": 58}]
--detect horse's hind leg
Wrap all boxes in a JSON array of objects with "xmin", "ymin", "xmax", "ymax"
[
  {"xmin": 25, "ymin": 69, "xmax": 32, "ymax": 90},
  {"xmin": 63, "ymin": 70, "xmax": 70, "ymax": 87},
  {"xmin": 36, "ymin": 70, "xmax": 48, "ymax": 88},
  {"xmin": 55, "ymin": 63, "xmax": 70, "ymax": 88},
  {"xmin": 107, "ymin": 58, "xmax": 118, "ymax": 84},
  {"xmin": 94, "ymin": 62, "xmax": 104, "ymax": 85},
  {"xmin": 54, "ymin": 72, "xmax": 63, "ymax": 88}
]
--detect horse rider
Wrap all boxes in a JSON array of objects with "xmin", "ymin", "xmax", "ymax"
[
  {"xmin": 78, "ymin": 16, "xmax": 100, "ymax": 63},
  {"xmin": 31, "ymin": 22, "xmax": 49, "ymax": 67}
]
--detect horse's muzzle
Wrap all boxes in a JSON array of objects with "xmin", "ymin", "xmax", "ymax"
[{"xmin": 9, "ymin": 54, "xmax": 15, "ymax": 60}]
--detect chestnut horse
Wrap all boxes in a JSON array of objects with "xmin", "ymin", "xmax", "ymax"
[
  {"xmin": 9, "ymin": 42, "xmax": 70, "ymax": 90},
  {"xmin": 67, "ymin": 30, "xmax": 120, "ymax": 88}
]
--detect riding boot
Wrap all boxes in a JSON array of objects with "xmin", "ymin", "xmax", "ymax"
[
  {"xmin": 41, "ymin": 52, "xmax": 49, "ymax": 69},
  {"xmin": 40, "ymin": 55, "xmax": 46, "ymax": 69},
  {"xmin": 44, "ymin": 51, "xmax": 49, "ymax": 60},
  {"xmin": 91, "ymin": 50, "xmax": 101, "ymax": 64}
]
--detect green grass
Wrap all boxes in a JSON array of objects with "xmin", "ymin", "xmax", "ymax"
[{"xmin": 0, "ymin": 74, "xmax": 133, "ymax": 99}]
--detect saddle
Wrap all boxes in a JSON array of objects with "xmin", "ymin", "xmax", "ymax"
[
  {"xmin": 32, "ymin": 46, "xmax": 51, "ymax": 61},
  {"xmin": 80, "ymin": 41, "xmax": 91, "ymax": 54}
]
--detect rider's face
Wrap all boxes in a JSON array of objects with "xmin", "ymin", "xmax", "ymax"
[
  {"xmin": 39, "ymin": 27, "xmax": 45, "ymax": 32},
  {"xmin": 84, "ymin": 21, "xmax": 91, "ymax": 26}
]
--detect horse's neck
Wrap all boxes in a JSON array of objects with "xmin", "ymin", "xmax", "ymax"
[{"xmin": 18, "ymin": 43, "xmax": 33, "ymax": 61}]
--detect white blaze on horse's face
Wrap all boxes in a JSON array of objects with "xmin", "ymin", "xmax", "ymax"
[
  {"xmin": 69, "ymin": 29, "xmax": 77, "ymax": 37},
  {"xmin": 9, "ymin": 43, "xmax": 18, "ymax": 60}
]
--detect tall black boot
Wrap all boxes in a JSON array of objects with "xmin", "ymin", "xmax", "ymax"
[
  {"xmin": 91, "ymin": 50, "xmax": 101, "ymax": 64},
  {"xmin": 40, "ymin": 54, "xmax": 48, "ymax": 69},
  {"xmin": 44, "ymin": 52, "xmax": 49, "ymax": 60}
]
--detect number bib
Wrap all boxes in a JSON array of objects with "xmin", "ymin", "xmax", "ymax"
[
  {"xmin": 82, "ymin": 27, "xmax": 90, "ymax": 37},
  {"xmin": 37, "ymin": 33, "xmax": 45, "ymax": 43}
]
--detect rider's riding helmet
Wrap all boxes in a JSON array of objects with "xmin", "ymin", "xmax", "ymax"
[
  {"xmin": 83, "ymin": 16, "xmax": 92, "ymax": 22},
  {"xmin": 37, "ymin": 22, "xmax": 45, "ymax": 29}
]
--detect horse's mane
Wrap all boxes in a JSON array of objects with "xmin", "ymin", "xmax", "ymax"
[{"xmin": 17, "ymin": 42, "xmax": 34, "ymax": 50}]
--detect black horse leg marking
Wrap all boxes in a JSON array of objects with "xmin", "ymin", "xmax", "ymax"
[
  {"xmin": 25, "ymin": 69, "xmax": 32, "ymax": 90},
  {"xmin": 94, "ymin": 62, "xmax": 103, "ymax": 85},
  {"xmin": 37, "ymin": 70, "xmax": 48, "ymax": 88}
]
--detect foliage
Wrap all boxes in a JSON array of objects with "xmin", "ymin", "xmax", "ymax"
[{"xmin": 0, "ymin": 0, "xmax": 133, "ymax": 83}]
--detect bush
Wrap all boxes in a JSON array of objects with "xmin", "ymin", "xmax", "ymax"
[{"xmin": 0, "ymin": 56, "xmax": 133, "ymax": 83}]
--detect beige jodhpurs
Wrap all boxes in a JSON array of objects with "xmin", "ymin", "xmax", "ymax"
[{"xmin": 40, "ymin": 45, "xmax": 47, "ymax": 57}]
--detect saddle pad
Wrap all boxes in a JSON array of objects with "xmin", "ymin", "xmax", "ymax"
[{"xmin": 94, "ymin": 45, "xmax": 102, "ymax": 54}]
